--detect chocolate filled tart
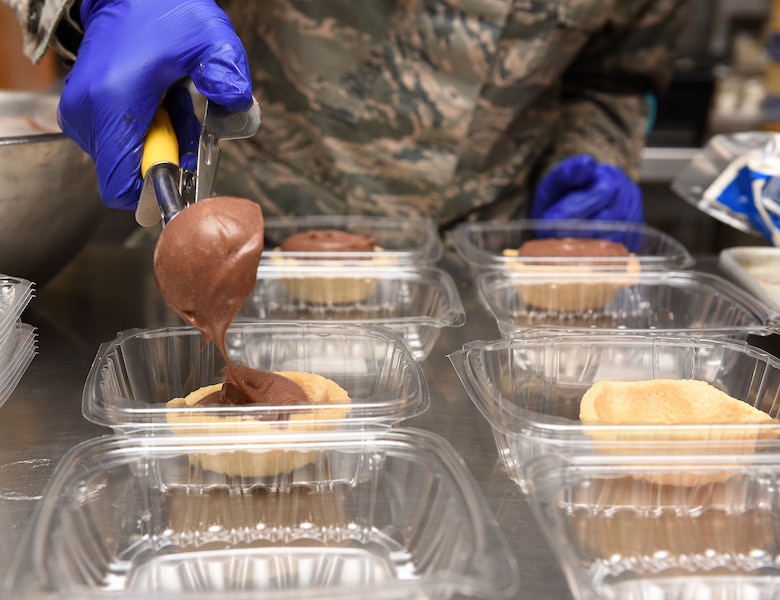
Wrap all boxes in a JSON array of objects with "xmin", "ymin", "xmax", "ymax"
[
  {"xmin": 502, "ymin": 236, "xmax": 639, "ymax": 313},
  {"xmin": 514, "ymin": 237, "xmax": 630, "ymax": 259},
  {"xmin": 273, "ymin": 229, "xmax": 386, "ymax": 305},
  {"xmin": 166, "ymin": 370, "xmax": 352, "ymax": 476},
  {"xmin": 280, "ymin": 229, "xmax": 376, "ymax": 252}
]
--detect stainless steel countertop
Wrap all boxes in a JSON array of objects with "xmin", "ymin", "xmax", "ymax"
[{"xmin": 0, "ymin": 243, "xmax": 772, "ymax": 599}]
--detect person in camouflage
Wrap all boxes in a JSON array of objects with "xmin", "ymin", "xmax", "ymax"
[{"xmin": 4, "ymin": 0, "xmax": 689, "ymax": 227}]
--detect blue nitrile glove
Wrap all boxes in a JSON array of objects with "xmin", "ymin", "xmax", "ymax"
[
  {"xmin": 57, "ymin": 0, "xmax": 253, "ymax": 210},
  {"xmin": 531, "ymin": 155, "xmax": 645, "ymax": 223}
]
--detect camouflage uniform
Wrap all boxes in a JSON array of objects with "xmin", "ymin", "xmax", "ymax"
[
  {"xmin": 6, "ymin": 0, "xmax": 688, "ymax": 227},
  {"xmin": 3, "ymin": 0, "xmax": 79, "ymax": 64}
]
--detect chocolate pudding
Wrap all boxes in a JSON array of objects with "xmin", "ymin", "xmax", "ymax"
[
  {"xmin": 153, "ymin": 195, "xmax": 309, "ymax": 408},
  {"xmin": 515, "ymin": 237, "xmax": 630, "ymax": 258},
  {"xmin": 196, "ymin": 365, "xmax": 308, "ymax": 411},
  {"xmin": 280, "ymin": 229, "xmax": 376, "ymax": 252}
]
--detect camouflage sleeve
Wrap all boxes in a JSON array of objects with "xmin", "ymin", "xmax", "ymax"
[
  {"xmin": 2, "ymin": 0, "xmax": 80, "ymax": 64},
  {"xmin": 537, "ymin": 0, "xmax": 689, "ymax": 182}
]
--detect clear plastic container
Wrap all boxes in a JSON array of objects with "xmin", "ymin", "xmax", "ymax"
[
  {"xmin": 448, "ymin": 219, "xmax": 694, "ymax": 276},
  {"xmin": 239, "ymin": 266, "xmax": 465, "ymax": 360},
  {"xmin": 448, "ymin": 334, "xmax": 780, "ymax": 492},
  {"xmin": 524, "ymin": 451, "xmax": 780, "ymax": 600},
  {"xmin": 83, "ymin": 322, "xmax": 429, "ymax": 435},
  {"xmin": 5, "ymin": 429, "xmax": 520, "ymax": 600},
  {"xmin": 261, "ymin": 215, "xmax": 443, "ymax": 265},
  {"xmin": 0, "ymin": 322, "xmax": 36, "ymax": 408},
  {"xmin": 476, "ymin": 270, "xmax": 778, "ymax": 338}
]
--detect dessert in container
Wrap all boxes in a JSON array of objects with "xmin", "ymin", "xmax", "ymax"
[
  {"xmin": 448, "ymin": 333, "xmax": 780, "ymax": 492},
  {"xmin": 719, "ymin": 246, "xmax": 780, "ymax": 313},
  {"xmin": 524, "ymin": 450, "xmax": 780, "ymax": 600},
  {"xmin": 448, "ymin": 219, "xmax": 694, "ymax": 276},
  {"xmin": 82, "ymin": 322, "xmax": 429, "ymax": 435},
  {"xmin": 239, "ymin": 265, "xmax": 465, "ymax": 360},
  {"xmin": 4, "ymin": 428, "xmax": 520, "ymax": 600},
  {"xmin": 476, "ymin": 269, "xmax": 779, "ymax": 339},
  {"xmin": 261, "ymin": 215, "xmax": 443, "ymax": 265}
]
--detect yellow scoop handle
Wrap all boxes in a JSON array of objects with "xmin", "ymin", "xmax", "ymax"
[
  {"xmin": 136, "ymin": 105, "xmax": 185, "ymax": 226},
  {"xmin": 141, "ymin": 107, "xmax": 179, "ymax": 176}
]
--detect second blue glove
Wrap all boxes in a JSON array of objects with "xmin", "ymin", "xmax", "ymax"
[
  {"xmin": 57, "ymin": 0, "xmax": 253, "ymax": 210},
  {"xmin": 531, "ymin": 154, "xmax": 645, "ymax": 224}
]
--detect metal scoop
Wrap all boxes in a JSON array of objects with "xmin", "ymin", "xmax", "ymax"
[{"xmin": 135, "ymin": 96, "xmax": 261, "ymax": 227}]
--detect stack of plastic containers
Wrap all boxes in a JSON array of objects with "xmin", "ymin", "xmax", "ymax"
[
  {"xmin": 5, "ymin": 217, "xmax": 520, "ymax": 600},
  {"xmin": 0, "ymin": 275, "xmax": 36, "ymax": 409},
  {"xmin": 449, "ymin": 219, "xmax": 780, "ymax": 599}
]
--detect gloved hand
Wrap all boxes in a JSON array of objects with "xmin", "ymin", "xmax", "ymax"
[
  {"xmin": 531, "ymin": 154, "xmax": 645, "ymax": 223},
  {"xmin": 58, "ymin": 0, "xmax": 253, "ymax": 210}
]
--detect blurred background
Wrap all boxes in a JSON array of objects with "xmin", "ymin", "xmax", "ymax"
[
  {"xmin": 2, "ymin": 0, "xmax": 779, "ymax": 257},
  {"xmin": 638, "ymin": 0, "xmax": 779, "ymax": 253}
]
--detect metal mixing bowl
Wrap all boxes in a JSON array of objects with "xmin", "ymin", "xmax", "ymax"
[{"xmin": 0, "ymin": 90, "xmax": 107, "ymax": 286}]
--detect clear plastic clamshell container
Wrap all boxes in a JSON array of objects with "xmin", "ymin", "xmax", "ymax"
[
  {"xmin": 239, "ymin": 265, "xmax": 465, "ymax": 360},
  {"xmin": 5, "ymin": 429, "xmax": 520, "ymax": 600},
  {"xmin": 448, "ymin": 219, "xmax": 694, "ymax": 276},
  {"xmin": 524, "ymin": 451, "xmax": 780, "ymax": 600},
  {"xmin": 82, "ymin": 322, "xmax": 429, "ymax": 435},
  {"xmin": 476, "ymin": 269, "xmax": 778, "ymax": 338},
  {"xmin": 261, "ymin": 215, "xmax": 443, "ymax": 265},
  {"xmin": 448, "ymin": 334, "xmax": 780, "ymax": 493}
]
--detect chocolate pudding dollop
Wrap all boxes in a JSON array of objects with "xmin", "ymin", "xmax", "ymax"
[
  {"xmin": 154, "ymin": 196, "xmax": 309, "ymax": 409},
  {"xmin": 516, "ymin": 237, "xmax": 629, "ymax": 257},
  {"xmin": 197, "ymin": 365, "xmax": 309, "ymax": 410},
  {"xmin": 154, "ymin": 196, "xmax": 264, "ymax": 349},
  {"xmin": 280, "ymin": 229, "xmax": 375, "ymax": 252}
]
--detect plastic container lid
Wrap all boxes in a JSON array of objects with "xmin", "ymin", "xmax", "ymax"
[
  {"xmin": 525, "ymin": 450, "xmax": 780, "ymax": 600},
  {"xmin": 83, "ymin": 322, "xmax": 430, "ymax": 435},
  {"xmin": 5, "ymin": 428, "xmax": 520, "ymax": 600},
  {"xmin": 241, "ymin": 265, "xmax": 465, "ymax": 359},
  {"xmin": 476, "ymin": 269, "xmax": 779, "ymax": 338},
  {"xmin": 448, "ymin": 219, "xmax": 694, "ymax": 274},
  {"xmin": 261, "ymin": 215, "xmax": 443, "ymax": 265}
]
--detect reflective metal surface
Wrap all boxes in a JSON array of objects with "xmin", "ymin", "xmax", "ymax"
[
  {"xmin": 0, "ymin": 90, "xmax": 107, "ymax": 286},
  {"xmin": 1, "ymin": 243, "xmax": 768, "ymax": 599}
]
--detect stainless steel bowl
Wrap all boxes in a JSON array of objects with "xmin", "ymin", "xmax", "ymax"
[{"xmin": 0, "ymin": 90, "xmax": 107, "ymax": 286}]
